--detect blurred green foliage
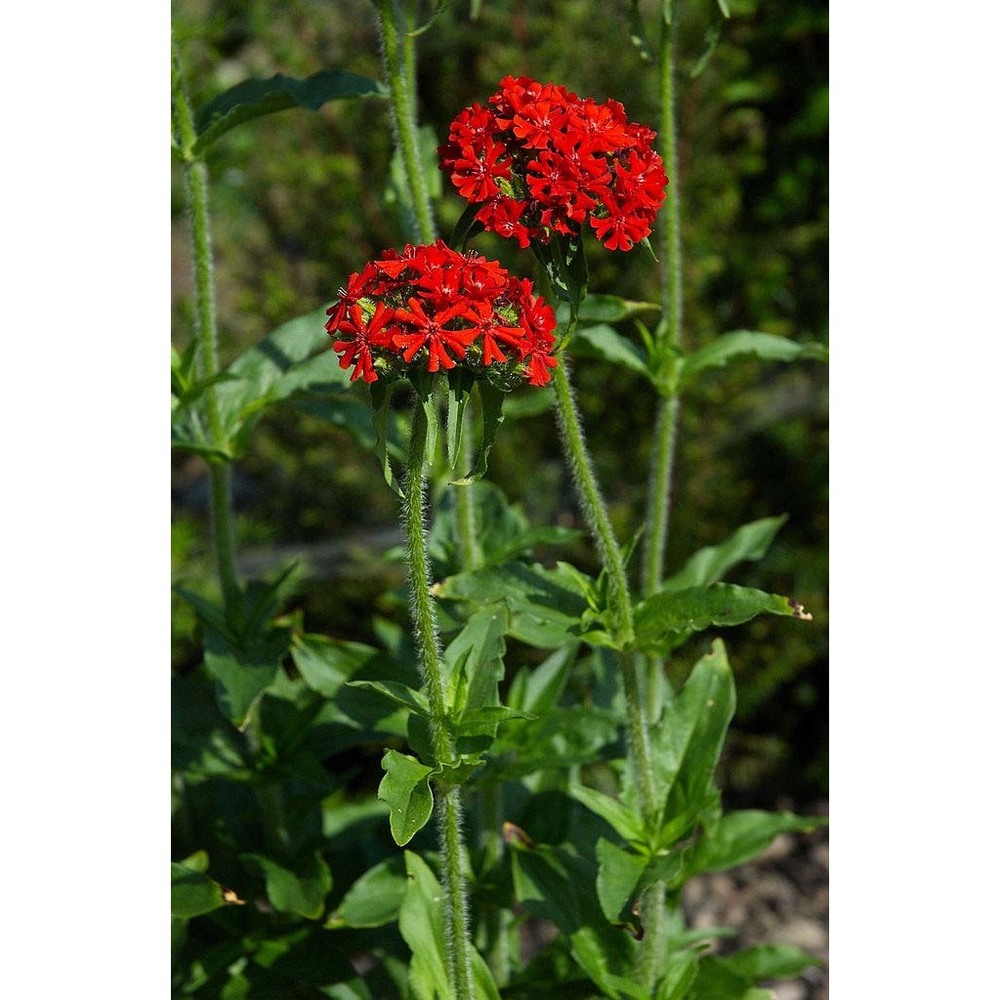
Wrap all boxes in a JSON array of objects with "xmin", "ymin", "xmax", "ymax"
[{"xmin": 172, "ymin": 0, "xmax": 828, "ymax": 804}]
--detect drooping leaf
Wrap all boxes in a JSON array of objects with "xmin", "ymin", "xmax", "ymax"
[
  {"xmin": 678, "ymin": 330, "xmax": 828, "ymax": 389},
  {"xmin": 370, "ymin": 378, "xmax": 404, "ymax": 497},
  {"xmin": 349, "ymin": 679, "xmax": 429, "ymax": 716},
  {"xmin": 378, "ymin": 749, "xmax": 435, "ymax": 845},
  {"xmin": 661, "ymin": 516, "xmax": 788, "ymax": 591},
  {"xmin": 634, "ymin": 583, "xmax": 812, "ymax": 655},
  {"xmin": 193, "ymin": 69, "xmax": 387, "ymax": 154},
  {"xmin": 242, "ymin": 850, "xmax": 333, "ymax": 919}
]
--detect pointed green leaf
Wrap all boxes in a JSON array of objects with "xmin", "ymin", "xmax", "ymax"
[
  {"xmin": 634, "ymin": 583, "xmax": 813, "ymax": 654},
  {"xmin": 570, "ymin": 324, "xmax": 650, "ymax": 377},
  {"xmin": 243, "ymin": 851, "xmax": 333, "ymax": 919},
  {"xmin": 716, "ymin": 944, "xmax": 821, "ymax": 982},
  {"xmin": 557, "ymin": 294, "xmax": 660, "ymax": 326},
  {"xmin": 378, "ymin": 750, "xmax": 434, "ymax": 845},
  {"xmin": 349, "ymin": 679, "xmax": 429, "ymax": 717},
  {"xmin": 446, "ymin": 370, "xmax": 474, "ymax": 469},
  {"xmin": 193, "ymin": 69, "xmax": 387, "ymax": 154},
  {"xmin": 569, "ymin": 786, "xmax": 645, "ymax": 845},
  {"xmin": 689, "ymin": 956, "xmax": 774, "ymax": 1000},
  {"xmin": 678, "ymin": 331, "xmax": 828, "ymax": 389},
  {"xmin": 662, "ymin": 516, "xmax": 788, "ymax": 591},
  {"xmin": 686, "ymin": 810, "xmax": 826, "ymax": 878},
  {"xmin": 652, "ymin": 641, "xmax": 736, "ymax": 845},
  {"xmin": 444, "ymin": 604, "xmax": 509, "ymax": 714}
]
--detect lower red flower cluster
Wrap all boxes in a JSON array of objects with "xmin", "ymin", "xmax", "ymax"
[
  {"xmin": 439, "ymin": 76, "xmax": 667, "ymax": 252},
  {"xmin": 325, "ymin": 241, "xmax": 558, "ymax": 387}
]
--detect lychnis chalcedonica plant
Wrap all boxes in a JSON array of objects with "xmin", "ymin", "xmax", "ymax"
[{"xmin": 172, "ymin": 2, "xmax": 828, "ymax": 998}]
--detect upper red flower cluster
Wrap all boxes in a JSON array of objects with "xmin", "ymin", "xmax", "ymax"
[
  {"xmin": 439, "ymin": 76, "xmax": 667, "ymax": 252},
  {"xmin": 325, "ymin": 240, "xmax": 558, "ymax": 386}
]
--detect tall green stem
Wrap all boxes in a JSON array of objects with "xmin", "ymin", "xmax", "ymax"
[
  {"xmin": 404, "ymin": 402, "xmax": 475, "ymax": 1000},
  {"xmin": 374, "ymin": 0, "xmax": 437, "ymax": 244},
  {"xmin": 172, "ymin": 41, "xmax": 240, "ymax": 613}
]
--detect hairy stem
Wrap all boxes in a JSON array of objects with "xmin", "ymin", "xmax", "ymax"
[
  {"xmin": 403, "ymin": 402, "xmax": 475, "ymax": 1000},
  {"xmin": 374, "ymin": 0, "xmax": 437, "ymax": 244},
  {"xmin": 551, "ymin": 360, "xmax": 659, "ymax": 818},
  {"xmin": 172, "ymin": 41, "xmax": 240, "ymax": 613}
]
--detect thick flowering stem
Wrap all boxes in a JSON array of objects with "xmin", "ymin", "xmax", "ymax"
[
  {"xmin": 172, "ymin": 41, "xmax": 240, "ymax": 614},
  {"xmin": 403, "ymin": 402, "xmax": 475, "ymax": 1000},
  {"xmin": 550, "ymin": 360, "xmax": 659, "ymax": 823},
  {"xmin": 374, "ymin": 0, "xmax": 437, "ymax": 245}
]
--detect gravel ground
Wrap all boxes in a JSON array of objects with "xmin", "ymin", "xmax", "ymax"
[{"xmin": 682, "ymin": 801, "xmax": 829, "ymax": 999}]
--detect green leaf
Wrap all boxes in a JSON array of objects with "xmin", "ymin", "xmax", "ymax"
[
  {"xmin": 243, "ymin": 851, "xmax": 333, "ymax": 919},
  {"xmin": 557, "ymin": 294, "xmax": 660, "ymax": 326},
  {"xmin": 378, "ymin": 749, "xmax": 435, "ymax": 845},
  {"xmin": 634, "ymin": 583, "xmax": 812, "ymax": 655},
  {"xmin": 444, "ymin": 604, "xmax": 508, "ymax": 716},
  {"xmin": 570, "ymin": 325, "xmax": 650, "ymax": 378},
  {"xmin": 349, "ymin": 679, "xmax": 429, "ymax": 715},
  {"xmin": 398, "ymin": 851, "xmax": 502, "ymax": 1000},
  {"xmin": 651, "ymin": 640, "xmax": 735, "ymax": 845},
  {"xmin": 193, "ymin": 69, "xmax": 387, "ymax": 154},
  {"xmin": 662, "ymin": 516, "xmax": 788, "ymax": 591},
  {"xmin": 506, "ymin": 644, "xmax": 578, "ymax": 714},
  {"xmin": 290, "ymin": 634, "xmax": 380, "ymax": 697},
  {"xmin": 450, "ymin": 199, "xmax": 486, "ymax": 250},
  {"xmin": 690, "ymin": 19, "xmax": 724, "ymax": 79},
  {"xmin": 327, "ymin": 856, "xmax": 408, "ymax": 929},
  {"xmin": 689, "ymin": 956, "xmax": 774, "ymax": 1000},
  {"xmin": 686, "ymin": 810, "xmax": 826, "ymax": 878},
  {"xmin": 569, "ymin": 786, "xmax": 645, "ymax": 845},
  {"xmin": 717, "ymin": 944, "xmax": 821, "ymax": 982},
  {"xmin": 202, "ymin": 625, "xmax": 286, "ymax": 728},
  {"xmin": 595, "ymin": 838, "xmax": 648, "ymax": 926},
  {"xmin": 511, "ymin": 842, "xmax": 641, "ymax": 998},
  {"xmin": 678, "ymin": 331, "xmax": 828, "ymax": 389},
  {"xmin": 171, "ymin": 861, "xmax": 227, "ymax": 918},
  {"xmin": 716, "ymin": 0, "xmax": 731, "ymax": 17}
]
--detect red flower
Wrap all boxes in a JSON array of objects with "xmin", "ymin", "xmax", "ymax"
[
  {"xmin": 440, "ymin": 78, "xmax": 667, "ymax": 252},
  {"xmin": 325, "ymin": 241, "xmax": 558, "ymax": 386}
]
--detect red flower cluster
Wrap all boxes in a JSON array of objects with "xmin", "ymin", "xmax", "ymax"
[
  {"xmin": 440, "ymin": 76, "xmax": 667, "ymax": 252},
  {"xmin": 325, "ymin": 241, "xmax": 558, "ymax": 387}
]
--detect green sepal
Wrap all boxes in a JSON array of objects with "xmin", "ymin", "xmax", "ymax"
[
  {"xmin": 377, "ymin": 749, "xmax": 435, "ymax": 846},
  {"xmin": 192, "ymin": 69, "xmax": 387, "ymax": 155}
]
